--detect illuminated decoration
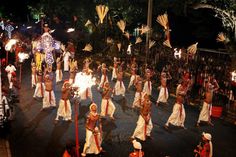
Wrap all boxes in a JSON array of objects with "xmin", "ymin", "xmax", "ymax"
[
  {"xmin": 5, "ymin": 39, "xmax": 18, "ymax": 51},
  {"xmin": 5, "ymin": 24, "xmax": 14, "ymax": 39},
  {"xmin": 96, "ymin": 5, "xmax": 109, "ymax": 24},
  {"xmin": 18, "ymin": 52, "xmax": 29, "ymax": 63},
  {"xmin": 85, "ymin": 20, "xmax": 92, "ymax": 27},
  {"xmin": 0, "ymin": 20, "xmax": 4, "ymax": 30},
  {"xmin": 232, "ymin": 71, "xmax": 236, "ymax": 82},
  {"xmin": 49, "ymin": 29, "xmax": 55, "ymax": 33},
  {"xmin": 117, "ymin": 20, "xmax": 126, "ymax": 33},
  {"xmin": 27, "ymin": 26, "xmax": 32, "ymax": 29},
  {"xmin": 174, "ymin": 48, "xmax": 182, "ymax": 59},
  {"xmin": 163, "ymin": 39, "xmax": 172, "ymax": 48},
  {"xmin": 40, "ymin": 32, "xmax": 55, "ymax": 65},
  {"xmin": 67, "ymin": 28, "xmax": 75, "ymax": 33},
  {"xmin": 72, "ymin": 72, "xmax": 96, "ymax": 97},
  {"xmin": 82, "ymin": 44, "xmax": 93, "ymax": 52},
  {"xmin": 149, "ymin": 40, "xmax": 156, "ymax": 49}
]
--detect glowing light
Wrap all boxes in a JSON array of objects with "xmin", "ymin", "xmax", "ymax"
[
  {"xmin": 73, "ymin": 72, "xmax": 96, "ymax": 97},
  {"xmin": 67, "ymin": 28, "xmax": 75, "ymax": 33},
  {"xmin": 27, "ymin": 26, "xmax": 32, "ymax": 29},
  {"xmin": 174, "ymin": 48, "xmax": 182, "ymax": 59},
  {"xmin": 5, "ymin": 39, "xmax": 18, "ymax": 51},
  {"xmin": 18, "ymin": 52, "xmax": 29, "ymax": 63},
  {"xmin": 232, "ymin": 71, "xmax": 236, "ymax": 82},
  {"xmin": 0, "ymin": 21, "xmax": 4, "ymax": 30}
]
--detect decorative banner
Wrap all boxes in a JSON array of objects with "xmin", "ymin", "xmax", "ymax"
[
  {"xmin": 157, "ymin": 13, "xmax": 171, "ymax": 42},
  {"xmin": 135, "ymin": 37, "xmax": 142, "ymax": 44},
  {"xmin": 96, "ymin": 5, "xmax": 109, "ymax": 24},
  {"xmin": 83, "ymin": 44, "xmax": 93, "ymax": 52},
  {"xmin": 5, "ymin": 24, "xmax": 14, "ymax": 39},
  {"xmin": 0, "ymin": 20, "xmax": 4, "ymax": 30},
  {"xmin": 85, "ymin": 20, "xmax": 92, "ymax": 27},
  {"xmin": 187, "ymin": 42, "xmax": 198, "ymax": 55},
  {"xmin": 149, "ymin": 40, "xmax": 156, "ymax": 49},
  {"xmin": 117, "ymin": 20, "xmax": 126, "ymax": 33},
  {"xmin": 163, "ymin": 39, "xmax": 172, "ymax": 48}
]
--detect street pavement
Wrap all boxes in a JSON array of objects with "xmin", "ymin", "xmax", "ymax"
[{"xmin": 5, "ymin": 61, "xmax": 236, "ymax": 157}]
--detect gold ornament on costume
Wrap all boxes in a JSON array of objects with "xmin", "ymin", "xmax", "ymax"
[
  {"xmin": 96, "ymin": 5, "xmax": 109, "ymax": 24},
  {"xmin": 82, "ymin": 44, "xmax": 93, "ymax": 52},
  {"xmin": 187, "ymin": 42, "xmax": 198, "ymax": 55},
  {"xmin": 117, "ymin": 20, "xmax": 126, "ymax": 33}
]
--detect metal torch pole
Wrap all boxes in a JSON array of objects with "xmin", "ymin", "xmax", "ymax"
[
  {"xmin": 74, "ymin": 98, "xmax": 80, "ymax": 157},
  {"xmin": 145, "ymin": 0, "xmax": 153, "ymax": 64}
]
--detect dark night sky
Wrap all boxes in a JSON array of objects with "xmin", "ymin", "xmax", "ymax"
[{"xmin": 0, "ymin": 0, "xmax": 225, "ymax": 49}]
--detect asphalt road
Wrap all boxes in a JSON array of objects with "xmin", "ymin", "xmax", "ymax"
[{"xmin": 6, "ymin": 61, "xmax": 236, "ymax": 157}]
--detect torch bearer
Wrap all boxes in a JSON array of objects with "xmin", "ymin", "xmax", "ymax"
[
  {"xmin": 18, "ymin": 52, "xmax": 29, "ymax": 84},
  {"xmin": 72, "ymin": 72, "xmax": 96, "ymax": 157}
]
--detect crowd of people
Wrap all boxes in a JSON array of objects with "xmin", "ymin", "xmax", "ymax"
[{"xmin": 0, "ymin": 20, "xmax": 236, "ymax": 157}]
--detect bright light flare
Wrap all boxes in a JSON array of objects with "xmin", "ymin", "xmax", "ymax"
[
  {"xmin": 5, "ymin": 39, "xmax": 18, "ymax": 51},
  {"xmin": 27, "ymin": 26, "xmax": 32, "ymax": 29},
  {"xmin": 73, "ymin": 72, "xmax": 96, "ymax": 97},
  {"xmin": 67, "ymin": 28, "xmax": 75, "ymax": 33},
  {"xmin": 232, "ymin": 71, "xmax": 236, "ymax": 82},
  {"xmin": 18, "ymin": 52, "xmax": 29, "ymax": 63},
  {"xmin": 174, "ymin": 48, "xmax": 182, "ymax": 59},
  {"xmin": 49, "ymin": 29, "xmax": 55, "ymax": 33}
]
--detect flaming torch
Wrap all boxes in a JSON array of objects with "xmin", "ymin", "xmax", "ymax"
[
  {"xmin": 232, "ymin": 71, "xmax": 236, "ymax": 82},
  {"xmin": 72, "ymin": 72, "xmax": 96, "ymax": 157}
]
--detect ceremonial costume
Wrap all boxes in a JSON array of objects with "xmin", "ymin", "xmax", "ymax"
[
  {"xmin": 63, "ymin": 51, "xmax": 71, "ymax": 72},
  {"xmin": 43, "ymin": 90, "xmax": 56, "ymax": 108},
  {"xmin": 31, "ymin": 62, "xmax": 37, "ymax": 88},
  {"xmin": 98, "ymin": 64, "xmax": 108, "ymax": 90},
  {"xmin": 132, "ymin": 97, "xmax": 153, "ymax": 141},
  {"xmin": 165, "ymin": 102, "xmax": 185, "ymax": 127},
  {"xmin": 33, "ymin": 82, "xmax": 45, "ymax": 98},
  {"xmin": 197, "ymin": 101, "xmax": 212, "ymax": 124},
  {"xmin": 129, "ymin": 140, "xmax": 144, "ymax": 157},
  {"xmin": 82, "ymin": 104, "xmax": 102, "ymax": 157},
  {"xmin": 142, "ymin": 69, "xmax": 152, "ymax": 96}
]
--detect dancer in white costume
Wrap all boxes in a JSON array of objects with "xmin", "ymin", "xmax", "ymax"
[
  {"xmin": 197, "ymin": 77, "xmax": 219, "ymax": 127},
  {"xmin": 80, "ymin": 69, "xmax": 93, "ymax": 101},
  {"xmin": 42, "ymin": 74, "xmax": 56, "ymax": 109},
  {"xmin": 81, "ymin": 103, "xmax": 103, "ymax": 157},
  {"xmin": 113, "ymin": 69, "xmax": 126, "ymax": 97},
  {"xmin": 156, "ymin": 72, "xmax": 171, "ymax": 105},
  {"xmin": 128, "ymin": 61, "xmax": 138, "ymax": 90},
  {"xmin": 33, "ymin": 70, "xmax": 45, "ymax": 98},
  {"xmin": 132, "ymin": 94, "xmax": 153, "ymax": 141},
  {"xmin": 55, "ymin": 80, "xmax": 72, "ymax": 122},
  {"xmin": 5, "ymin": 63, "xmax": 16, "ymax": 89},
  {"xmin": 142, "ymin": 69, "xmax": 152, "ymax": 96},
  {"xmin": 98, "ymin": 63, "xmax": 109, "ymax": 90},
  {"xmin": 63, "ymin": 51, "xmax": 71, "ymax": 72},
  {"xmin": 100, "ymin": 82, "xmax": 115, "ymax": 120},
  {"xmin": 132, "ymin": 76, "xmax": 144, "ymax": 109},
  {"xmin": 111, "ymin": 57, "xmax": 120, "ymax": 81},
  {"xmin": 165, "ymin": 95, "xmax": 186, "ymax": 129},
  {"xmin": 55, "ymin": 57, "xmax": 63, "ymax": 83}
]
